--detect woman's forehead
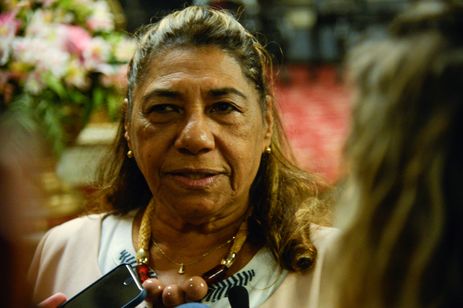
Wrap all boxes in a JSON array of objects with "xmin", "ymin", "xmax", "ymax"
[
  {"xmin": 146, "ymin": 46, "xmax": 243, "ymax": 76},
  {"xmin": 134, "ymin": 46, "xmax": 256, "ymax": 99}
]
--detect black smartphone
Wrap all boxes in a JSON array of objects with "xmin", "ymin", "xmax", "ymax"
[{"xmin": 59, "ymin": 263, "xmax": 146, "ymax": 308}]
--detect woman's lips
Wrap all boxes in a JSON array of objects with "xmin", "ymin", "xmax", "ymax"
[{"xmin": 166, "ymin": 170, "xmax": 223, "ymax": 189}]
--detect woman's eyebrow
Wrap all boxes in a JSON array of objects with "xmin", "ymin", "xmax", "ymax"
[
  {"xmin": 141, "ymin": 87, "xmax": 247, "ymax": 102},
  {"xmin": 208, "ymin": 87, "xmax": 247, "ymax": 99},
  {"xmin": 142, "ymin": 89, "xmax": 180, "ymax": 102}
]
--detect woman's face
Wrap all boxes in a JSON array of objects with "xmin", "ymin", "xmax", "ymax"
[{"xmin": 126, "ymin": 46, "xmax": 272, "ymax": 222}]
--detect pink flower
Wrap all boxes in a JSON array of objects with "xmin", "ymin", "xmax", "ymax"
[
  {"xmin": 0, "ymin": 12, "xmax": 21, "ymax": 34},
  {"xmin": 0, "ymin": 12, "xmax": 21, "ymax": 65},
  {"xmin": 64, "ymin": 25, "xmax": 91, "ymax": 60}
]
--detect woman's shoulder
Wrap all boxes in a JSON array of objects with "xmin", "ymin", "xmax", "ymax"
[
  {"xmin": 260, "ymin": 225, "xmax": 339, "ymax": 307},
  {"xmin": 43, "ymin": 213, "xmax": 105, "ymax": 243},
  {"xmin": 55, "ymin": 213, "xmax": 105, "ymax": 228},
  {"xmin": 29, "ymin": 214, "xmax": 109, "ymax": 302},
  {"xmin": 31, "ymin": 214, "xmax": 106, "ymax": 266}
]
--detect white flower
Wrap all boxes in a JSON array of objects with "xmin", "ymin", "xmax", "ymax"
[
  {"xmin": 26, "ymin": 10, "xmax": 52, "ymax": 38},
  {"xmin": 39, "ymin": 46, "xmax": 70, "ymax": 78},
  {"xmin": 24, "ymin": 71, "xmax": 45, "ymax": 94},
  {"xmin": 86, "ymin": 1, "xmax": 114, "ymax": 32},
  {"xmin": 65, "ymin": 58, "xmax": 89, "ymax": 89},
  {"xmin": 12, "ymin": 37, "xmax": 70, "ymax": 79},
  {"xmin": 83, "ymin": 37, "xmax": 111, "ymax": 71},
  {"xmin": 12, "ymin": 37, "xmax": 45, "ymax": 64}
]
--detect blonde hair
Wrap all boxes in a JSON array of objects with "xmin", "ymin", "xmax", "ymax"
[
  {"xmin": 330, "ymin": 1, "xmax": 463, "ymax": 307},
  {"xmin": 97, "ymin": 6, "xmax": 331, "ymax": 272}
]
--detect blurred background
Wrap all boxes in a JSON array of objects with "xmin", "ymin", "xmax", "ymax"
[{"xmin": 0, "ymin": 0, "xmax": 411, "ymax": 274}]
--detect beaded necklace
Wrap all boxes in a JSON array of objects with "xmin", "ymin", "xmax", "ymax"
[{"xmin": 135, "ymin": 200, "xmax": 248, "ymax": 305}]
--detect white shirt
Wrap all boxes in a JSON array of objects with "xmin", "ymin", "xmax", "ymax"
[{"xmin": 98, "ymin": 213, "xmax": 288, "ymax": 307}]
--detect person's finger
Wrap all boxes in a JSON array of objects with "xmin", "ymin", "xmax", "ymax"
[
  {"xmin": 142, "ymin": 278, "xmax": 164, "ymax": 305},
  {"xmin": 38, "ymin": 293, "xmax": 67, "ymax": 308}
]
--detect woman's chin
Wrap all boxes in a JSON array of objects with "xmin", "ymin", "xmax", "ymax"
[
  {"xmin": 155, "ymin": 185, "xmax": 235, "ymax": 218},
  {"xmin": 171, "ymin": 202, "xmax": 224, "ymax": 221}
]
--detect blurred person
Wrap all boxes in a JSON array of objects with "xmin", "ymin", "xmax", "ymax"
[
  {"xmin": 325, "ymin": 1, "xmax": 463, "ymax": 307},
  {"xmin": 0, "ymin": 111, "xmax": 44, "ymax": 307},
  {"xmin": 29, "ymin": 6, "xmax": 334, "ymax": 308}
]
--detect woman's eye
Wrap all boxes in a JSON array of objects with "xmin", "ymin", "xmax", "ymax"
[
  {"xmin": 209, "ymin": 102, "xmax": 239, "ymax": 114},
  {"xmin": 148, "ymin": 104, "xmax": 179, "ymax": 114}
]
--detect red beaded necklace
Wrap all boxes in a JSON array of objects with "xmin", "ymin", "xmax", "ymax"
[{"xmin": 135, "ymin": 201, "xmax": 248, "ymax": 306}]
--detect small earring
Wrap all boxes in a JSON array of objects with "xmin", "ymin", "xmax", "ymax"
[
  {"xmin": 127, "ymin": 150, "xmax": 134, "ymax": 158},
  {"xmin": 265, "ymin": 146, "xmax": 272, "ymax": 154}
]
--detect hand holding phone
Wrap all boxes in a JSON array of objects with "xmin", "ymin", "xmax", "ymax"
[
  {"xmin": 38, "ymin": 293, "xmax": 68, "ymax": 308},
  {"xmin": 59, "ymin": 263, "xmax": 146, "ymax": 308}
]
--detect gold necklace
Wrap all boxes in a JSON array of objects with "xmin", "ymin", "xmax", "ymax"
[
  {"xmin": 151, "ymin": 236, "xmax": 235, "ymax": 275},
  {"xmin": 135, "ymin": 200, "xmax": 248, "ymax": 306}
]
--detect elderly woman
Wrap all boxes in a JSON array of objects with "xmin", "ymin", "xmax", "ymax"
[
  {"xmin": 30, "ymin": 6, "xmax": 334, "ymax": 307},
  {"xmin": 325, "ymin": 1, "xmax": 463, "ymax": 307}
]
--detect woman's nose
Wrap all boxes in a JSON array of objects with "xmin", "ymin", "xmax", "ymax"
[{"xmin": 174, "ymin": 114, "xmax": 215, "ymax": 155}]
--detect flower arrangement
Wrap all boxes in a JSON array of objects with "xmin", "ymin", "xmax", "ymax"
[{"xmin": 0, "ymin": 0, "xmax": 135, "ymax": 154}]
